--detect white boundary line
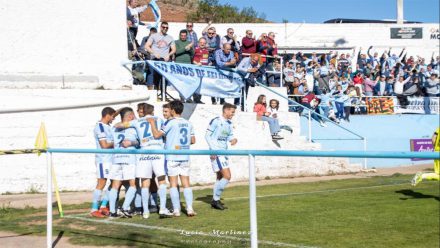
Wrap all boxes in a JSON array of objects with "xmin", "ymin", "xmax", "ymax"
[
  {"xmin": 224, "ymin": 182, "xmax": 409, "ymax": 201},
  {"xmin": 65, "ymin": 215, "xmax": 317, "ymax": 248}
]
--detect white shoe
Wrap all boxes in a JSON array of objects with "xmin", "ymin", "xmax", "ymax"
[
  {"xmin": 411, "ymin": 172, "xmax": 423, "ymax": 186},
  {"xmin": 186, "ymin": 208, "xmax": 197, "ymax": 217},
  {"xmin": 173, "ymin": 209, "xmax": 181, "ymax": 217},
  {"xmin": 142, "ymin": 212, "xmax": 150, "ymax": 219},
  {"xmin": 159, "ymin": 208, "xmax": 173, "ymax": 218},
  {"xmin": 319, "ymin": 121, "xmax": 327, "ymax": 127}
]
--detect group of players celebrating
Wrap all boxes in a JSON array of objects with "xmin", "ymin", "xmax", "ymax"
[{"xmin": 91, "ymin": 100, "xmax": 237, "ymax": 219}]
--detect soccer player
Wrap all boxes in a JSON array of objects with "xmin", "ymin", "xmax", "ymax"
[
  {"xmin": 412, "ymin": 127, "xmax": 440, "ymax": 186},
  {"xmin": 205, "ymin": 103, "xmax": 238, "ymax": 210},
  {"xmin": 162, "ymin": 103, "xmax": 171, "ymax": 120},
  {"xmin": 91, "ymin": 107, "xmax": 116, "ymax": 218},
  {"xmin": 108, "ymin": 107, "xmax": 140, "ymax": 218},
  {"xmin": 116, "ymin": 103, "xmax": 173, "ymax": 218},
  {"xmin": 149, "ymin": 100, "xmax": 196, "ymax": 217}
]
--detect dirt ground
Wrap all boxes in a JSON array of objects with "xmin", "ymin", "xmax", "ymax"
[{"xmin": 0, "ymin": 163, "xmax": 433, "ymax": 247}]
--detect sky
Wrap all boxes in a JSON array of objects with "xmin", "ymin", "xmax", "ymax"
[{"xmin": 219, "ymin": 0, "xmax": 440, "ymax": 23}]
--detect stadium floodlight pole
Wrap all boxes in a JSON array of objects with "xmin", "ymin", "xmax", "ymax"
[
  {"xmin": 397, "ymin": 0, "xmax": 404, "ymax": 24},
  {"xmin": 248, "ymin": 154, "xmax": 258, "ymax": 248},
  {"xmin": 46, "ymin": 152, "xmax": 53, "ymax": 248}
]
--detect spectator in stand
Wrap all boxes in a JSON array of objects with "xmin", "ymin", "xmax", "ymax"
[
  {"xmin": 352, "ymin": 72, "xmax": 364, "ymax": 92},
  {"xmin": 305, "ymin": 61, "xmax": 317, "ymax": 91},
  {"xmin": 357, "ymin": 47, "xmax": 368, "ymax": 72},
  {"xmin": 316, "ymin": 59, "xmax": 330, "ymax": 93},
  {"xmin": 127, "ymin": 0, "xmax": 148, "ymax": 39},
  {"xmin": 333, "ymin": 85, "xmax": 345, "ymax": 121},
  {"xmin": 394, "ymin": 74, "xmax": 412, "ymax": 108},
  {"xmin": 267, "ymin": 59, "xmax": 282, "ymax": 87},
  {"xmin": 268, "ymin": 99, "xmax": 280, "ymax": 118},
  {"xmin": 267, "ymin": 32, "xmax": 278, "ymax": 62},
  {"xmin": 300, "ymin": 86, "xmax": 327, "ymax": 127},
  {"xmin": 241, "ymin": 30, "xmax": 258, "ymax": 55},
  {"xmin": 342, "ymin": 87, "xmax": 353, "ymax": 122},
  {"xmin": 254, "ymin": 94, "xmax": 283, "ymax": 140},
  {"xmin": 374, "ymin": 75, "xmax": 393, "ymax": 96},
  {"xmin": 283, "ymin": 61, "xmax": 295, "ymax": 86},
  {"xmin": 139, "ymin": 27, "xmax": 157, "ymax": 59},
  {"xmin": 175, "ymin": 29, "xmax": 198, "ymax": 103},
  {"xmin": 193, "ymin": 37, "xmax": 210, "ymax": 66},
  {"xmin": 236, "ymin": 53, "xmax": 263, "ymax": 110},
  {"xmin": 185, "ymin": 22, "xmax": 198, "ymax": 47},
  {"xmin": 367, "ymin": 46, "xmax": 380, "ymax": 68},
  {"xmin": 175, "ymin": 30, "xmax": 194, "ymax": 64},
  {"xmin": 257, "ymin": 33, "xmax": 271, "ymax": 64},
  {"xmin": 424, "ymin": 72, "xmax": 439, "ymax": 114},
  {"xmin": 213, "ymin": 43, "xmax": 236, "ymax": 105},
  {"xmin": 145, "ymin": 22, "xmax": 176, "ymax": 91},
  {"xmin": 363, "ymin": 73, "xmax": 376, "ymax": 96},
  {"xmin": 202, "ymin": 22, "xmax": 221, "ymax": 65},
  {"xmin": 221, "ymin": 28, "xmax": 240, "ymax": 56}
]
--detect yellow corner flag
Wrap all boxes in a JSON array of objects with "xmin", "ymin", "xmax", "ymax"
[
  {"xmin": 35, "ymin": 122, "xmax": 64, "ymax": 217},
  {"xmin": 35, "ymin": 122, "xmax": 49, "ymax": 155}
]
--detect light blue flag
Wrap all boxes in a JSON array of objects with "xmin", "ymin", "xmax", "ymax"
[
  {"xmin": 147, "ymin": 61, "xmax": 244, "ymax": 99},
  {"xmin": 147, "ymin": 0, "xmax": 161, "ymax": 29}
]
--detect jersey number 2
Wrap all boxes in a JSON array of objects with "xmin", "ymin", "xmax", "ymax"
[{"xmin": 140, "ymin": 122, "xmax": 151, "ymax": 138}]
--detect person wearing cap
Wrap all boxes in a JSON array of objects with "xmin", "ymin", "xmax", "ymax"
[
  {"xmin": 185, "ymin": 22, "xmax": 198, "ymax": 47},
  {"xmin": 374, "ymin": 75, "xmax": 393, "ymax": 96}
]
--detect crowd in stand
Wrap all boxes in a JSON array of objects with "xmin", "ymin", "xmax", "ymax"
[{"xmin": 127, "ymin": 0, "xmax": 439, "ymax": 122}]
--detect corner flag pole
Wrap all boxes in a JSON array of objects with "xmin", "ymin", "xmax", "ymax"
[{"xmin": 35, "ymin": 122, "xmax": 64, "ymax": 217}]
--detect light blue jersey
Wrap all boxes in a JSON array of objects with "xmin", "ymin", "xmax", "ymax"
[
  {"xmin": 128, "ymin": 115, "xmax": 164, "ymax": 149},
  {"xmin": 93, "ymin": 122, "xmax": 113, "ymax": 164},
  {"xmin": 112, "ymin": 127, "xmax": 139, "ymax": 164},
  {"xmin": 161, "ymin": 117, "xmax": 194, "ymax": 161},
  {"xmin": 205, "ymin": 116, "xmax": 234, "ymax": 150}
]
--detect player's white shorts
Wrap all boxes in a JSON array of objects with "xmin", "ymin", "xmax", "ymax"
[
  {"xmin": 165, "ymin": 160, "xmax": 190, "ymax": 176},
  {"xmin": 109, "ymin": 163, "xmax": 136, "ymax": 180},
  {"xmin": 136, "ymin": 154, "xmax": 165, "ymax": 178},
  {"xmin": 211, "ymin": 156, "xmax": 231, "ymax": 173},
  {"xmin": 95, "ymin": 163, "xmax": 111, "ymax": 179}
]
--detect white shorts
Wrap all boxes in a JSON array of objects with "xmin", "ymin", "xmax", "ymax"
[
  {"xmin": 136, "ymin": 154, "xmax": 165, "ymax": 178},
  {"xmin": 109, "ymin": 163, "xmax": 136, "ymax": 181},
  {"xmin": 211, "ymin": 156, "xmax": 231, "ymax": 173},
  {"xmin": 95, "ymin": 163, "xmax": 111, "ymax": 179},
  {"xmin": 165, "ymin": 160, "xmax": 190, "ymax": 177}
]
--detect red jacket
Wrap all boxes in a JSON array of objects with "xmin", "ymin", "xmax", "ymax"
[
  {"xmin": 253, "ymin": 103, "xmax": 267, "ymax": 117},
  {"xmin": 241, "ymin": 37, "xmax": 257, "ymax": 54}
]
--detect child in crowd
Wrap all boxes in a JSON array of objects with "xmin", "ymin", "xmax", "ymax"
[
  {"xmin": 254, "ymin": 95, "xmax": 283, "ymax": 140},
  {"xmin": 268, "ymin": 99, "xmax": 280, "ymax": 118}
]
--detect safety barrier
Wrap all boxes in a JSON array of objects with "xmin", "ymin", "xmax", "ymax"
[{"xmin": 42, "ymin": 148, "xmax": 438, "ymax": 248}]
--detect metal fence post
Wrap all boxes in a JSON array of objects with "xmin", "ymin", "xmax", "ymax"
[
  {"xmin": 46, "ymin": 152, "xmax": 53, "ymax": 248},
  {"xmin": 308, "ymin": 110, "xmax": 312, "ymax": 142},
  {"xmin": 249, "ymin": 154, "xmax": 258, "ymax": 248},
  {"xmin": 161, "ymin": 77, "xmax": 166, "ymax": 102}
]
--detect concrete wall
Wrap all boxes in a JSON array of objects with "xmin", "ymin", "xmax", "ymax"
[
  {"xmin": 299, "ymin": 114, "xmax": 439, "ymax": 168},
  {"xmin": 0, "ymin": 0, "xmax": 132, "ymax": 89},
  {"xmin": 138, "ymin": 22, "xmax": 439, "ymax": 59},
  {"xmin": 0, "ymin": 88, "xmax": 359, "ymax": 194}
]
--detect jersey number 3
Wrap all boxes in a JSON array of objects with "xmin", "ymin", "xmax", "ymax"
[{"xmin": 179, "ymin": 128, "xmax": 188, "ymax": 145}]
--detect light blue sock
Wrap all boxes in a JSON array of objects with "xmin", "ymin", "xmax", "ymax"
[
  {"xmin": 158, "ymin": 184, "xmax": 167, "ymax": 210},
  {"xmin": 92, "ymin": 189, "xmax": 102, "ymax": 211},
  {"xmin": 213, "ymin": 178, "xmax": 229, "ymax": 201},
  {"xmin": 150, "ymin": 192, "xmax": 158, "ymax": 206},
  {"xmin": 183, "ymin": 188, "xmax": 193, "ymax": 210},
  {"xmin": 122, "ymin": 186, "xmax": 137, "ymax": 211},
  {"xmin": 212, "ymin": 180, "xmax": 219, "ymax": 201},
  {"xmin": 100, "ymin": 189, "xmax": 109, "ymax": 208},
  {"xmin": 134, "ymin": 188, "xmax": 142, "ymax": 208},
  {"xmin": 109, "ymin": 188, "xmax": 118, "ymax": 213},
  {"xmin": 170, "ymin": 187, "xmax": 180, "ymax": 211},
  {"xmin": 141, "ymin": 188, "xmax": 150, "ymax": 214}
]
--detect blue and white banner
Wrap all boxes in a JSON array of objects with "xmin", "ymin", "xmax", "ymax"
[{"xmin": 147, "ymin": 61, "xmax": 244, "ymax": 99}]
